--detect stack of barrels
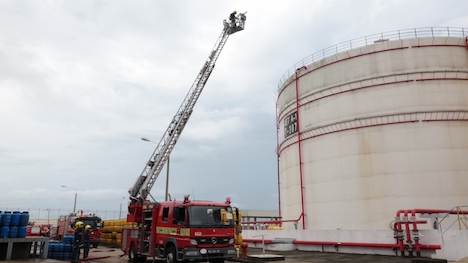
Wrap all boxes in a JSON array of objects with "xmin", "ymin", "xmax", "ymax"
[
  {"xmin": 0, "ymin": 211, "xmax": 29, "ymax": 238},
  {"xmin": 101, "ymin": 219, "xmax": 135, "ymax": 247},
  {"xmin": 48, "ymin": 234, "xmax": 74, "ymax": 260}
]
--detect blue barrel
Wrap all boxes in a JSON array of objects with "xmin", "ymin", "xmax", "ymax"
[
  {"xmin": 1, "ymin": 212, "xmax": 11, "ymax": 226},
  {"xmin": 49, "ymin": 242, "xmax": 55, "ymax": 252},
  {"xmin": 57, "ymin": 242, "xmax": 64, "ymax": 252},
  {"xmin": 19, "ymin": 212, "xmax": 29, "ymax": 226},
  {"xmin": 65, "ymin": 251, "xmax": 73, "ymax": 260},
  {"xmin": 48, "ymin": 241, "xmax": 57, "ymax": 252},
  {"xmin": 9, "ymin": 226, "xmax": 18, "ymax": 238},
  {"xmin": 17, "ymin": 225, "xmax": 27, "ymax": 238},
  {"xmin": 10, "ymin": 211, "xmax": 20, "ymax": 226},
  {"xmin": 0, "ymin": 226, "xmax": 9, "ymax": 238},
  {"xmin": 48, "ymin": 251, "xmax": 57, "ymax": 259},
  {"xmin": 64, "ymin": 234, "xmax": 74, "ymax": 244},
  {"xmin": 64, "ymin": 243, "xmax": 73, "ymax": 252}
]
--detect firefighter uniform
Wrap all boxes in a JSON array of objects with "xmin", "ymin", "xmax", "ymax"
[
  {"xmin": 72, "ymin": 222, "xmax": 84, "ymax": 263},
  {"xmin": 83, "ymin": 225, "xmax": 92, "ymax": 259}
]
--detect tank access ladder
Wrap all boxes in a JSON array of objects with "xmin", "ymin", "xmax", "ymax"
[{"xmin": 129, "ymin": 12, "xmax": 247, "ymax": 202}]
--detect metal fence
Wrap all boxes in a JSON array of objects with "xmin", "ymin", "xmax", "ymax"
[
  {"xmin": 278, "ymin": 27, "xmax": 468, "ymax": 89},
  {"xmin": 0, "ymin": 208, "xmax": 126, "ymax": 222}
]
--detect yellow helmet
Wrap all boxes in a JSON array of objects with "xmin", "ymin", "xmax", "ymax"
[
  {"xmin": 233, "ymin": 10, "xmax": 237, "ymax": 13},
  {"xmin": 85, "ymin": 225, "xmax": 92, "ymax": 230},
  {"xmin": 75, "ymin": 221, "xmax": 83, "ymax": 228}
]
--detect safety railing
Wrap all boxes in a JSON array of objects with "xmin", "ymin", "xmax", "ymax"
[
  {"xmin": 437, "ymin": 205, "xmax": 468, "ymax": 244},
  {"xmin": 278, "ymin": 27, "xmax": 468, "ymax": 89}
]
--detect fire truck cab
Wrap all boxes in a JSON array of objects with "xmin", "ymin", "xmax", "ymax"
[{"xmin": 122, "ymin": 197, "xmax": 236, "ymax": 263}]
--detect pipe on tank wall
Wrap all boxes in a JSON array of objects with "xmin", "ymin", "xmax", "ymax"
[
  {"xmin": 394, "ymin": 208, "xmax": 468, "ymax": 257},
  {"xmin": 403, "ymin": 210, "xmax": 414, "ymax": 257},
  {"xmin": 275, "ymin": 101, "xmax": 282, "ymax": 225},
  {"xmin": 295, "ymin": 66, "xmax": 307, "ymax": 230},
  {"xmin": 394, "ymin": 209, "xmax": 406, "ymax": 256},
  {"xmin": 393, "ymin": 219, "xmax": 427, "ymax": 257},
  {"xmin": 410, "ymin": 208, "xmax": 468, "ymax": 256},
  {"xmin": 411, "ymin": 210, "xmax": 422, "ymax": 257},
  {"xmin": 243, "ymin": 210, "xmax": 463, "ymax": 257}
]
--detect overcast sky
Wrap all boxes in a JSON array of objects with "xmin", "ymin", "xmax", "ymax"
[{"xmin": 1, "ymin": 0, "xmax": 468, "ymax": 219}]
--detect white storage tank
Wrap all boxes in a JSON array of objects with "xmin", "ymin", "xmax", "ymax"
[{"xmin": 277, "ymin": 27, "xmax": 468, "ymax": 230}]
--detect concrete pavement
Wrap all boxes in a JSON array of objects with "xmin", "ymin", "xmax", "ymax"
[{"xmin": 6, "ymin": 247, "xmax": 454, "ymax": 263}]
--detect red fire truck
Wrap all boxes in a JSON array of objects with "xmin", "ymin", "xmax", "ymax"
[
  {"xmin": 122, "ymin": 197, "xmax": 237, "ymax": 263},
  {"xmin": 120, "ymin": 12, "xmax": 246, "ymax": 263},
  {"xmin": 27, "ymin": 223, "xmax": 51, "ymax": 237}
]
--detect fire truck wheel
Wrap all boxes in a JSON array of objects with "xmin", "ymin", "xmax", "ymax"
[{"xmin": 165, "ymin": 246, "xmax": 176, "ymax": 263}]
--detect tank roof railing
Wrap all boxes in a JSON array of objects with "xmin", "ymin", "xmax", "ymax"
[{"xmin": 278, "ymin": 27, "xmax": 468, "ymax": 89}]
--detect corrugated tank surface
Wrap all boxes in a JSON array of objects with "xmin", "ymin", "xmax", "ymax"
[{"xmin": 276, "ymin": 27, "xmax": 468, "ymax": 230}]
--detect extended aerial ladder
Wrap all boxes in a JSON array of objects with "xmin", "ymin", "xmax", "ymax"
[{"xmin": 129, "ymin": 12, "xmax": 247, "ymax": 204}]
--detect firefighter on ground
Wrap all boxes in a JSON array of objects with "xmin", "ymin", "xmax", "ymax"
[
  {"xmin": 72, "ymin": 221, "xmax": 84, "ymax": 263},
  {"xmin": 83, "ymin": 225, "xmax": 92, "ymax": 259}
]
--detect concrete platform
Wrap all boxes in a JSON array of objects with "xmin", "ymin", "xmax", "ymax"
[
  {"xmin": 1, "ymin": 248, "xmax": 121, "ymax": 262},
  {"xmin": 0, "ymin": 237, "xmax": 49, "ymax": 260}
]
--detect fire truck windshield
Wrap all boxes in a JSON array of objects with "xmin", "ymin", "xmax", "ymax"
[{"xmin": 188, "ymin": 206, "xmax": 234, "ymax": 228}]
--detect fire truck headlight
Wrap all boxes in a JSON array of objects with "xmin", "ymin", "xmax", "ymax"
[
  {"xmin": 229, "ymin": 238, "xmax": 235, "ymax": 244},
  {"xmin": 227, "ymin": 249, "xmax": 236, "ymax": 254},
  {"xmin": 190, "ymin": 239, "xmax": 198, "ymax": 245},
  {"xmin": 186, "ymin": 251, "xmax": 199, "ymax": 256},
  {"xmin": 200, "ymin": 248, "xmax": 207, "ymax": 255}
]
